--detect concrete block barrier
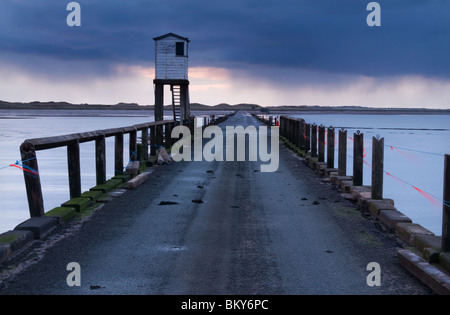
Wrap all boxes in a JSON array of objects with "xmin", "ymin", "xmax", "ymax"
[
  {"xmin": 367, "ymin": 199, "xmax": 396, "ymax": 217},
  {"xmin": 80, "ymin": 190, "xmax": 103, "ymax": 201},
  {"xmin": 0, "ymin": 230, "xmax": 34, "ymax": 263},
  {"xmin": 324, "ymin": 168, "xmax": 338, "ymax": 177},
  {"xmin": 0, "ymin": 230, "xmax": 34, "ymax": 265},
  {"xmin": 14, "ymin": 217, "xmax": 57, "ymax": 240},
  {"xmin": 396, "ymin": 223, "xmax": 435, "ymax": 246},
  {"xmin": 379, "ymin": 210, "xmax": 412, "ymax": 231},
  {"xmin": 112, "ymin": 174, "xmax": 132, "ymax": 183},
  {"xmin": 90, "ymin": 179, "xmax": 123, "ymax": 193},
  {"xmin": 62, "ymin": 197, "xmax": 93, "ymax": 212},
  {"xmin": 45, "ymin": 207, "xmax": 77, "ymax": 224},
  {"xmin": 350, "ymin": 186, "xmax": 372, "ymax": 209},
  {"xmin": 330, "ymin": 175, "xmax": 352, "ymax": 188},
  {"xmin": 398, "ymin": 249, "xmax": 450, "ymax": 295},
  {"xmin": 340, "ymin": 180, "xmax": 353, "ymax": 193},
  {"xmin": 412, "ymin": 234, "xmax": 442, "ymax": 263}
]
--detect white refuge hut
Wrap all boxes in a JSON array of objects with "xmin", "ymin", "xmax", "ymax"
[{"xmin": 153, "ymin": 33, "xmax": 190, "ymax": 123}]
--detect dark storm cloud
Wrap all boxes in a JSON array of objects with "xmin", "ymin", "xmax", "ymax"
[{"xmin": 0, "ymin": 0, "xmax": 449, "ymax": 79}]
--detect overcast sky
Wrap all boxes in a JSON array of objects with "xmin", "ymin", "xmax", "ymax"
[{"xmin": 0, "ymin": 0, "xmax": 449, "ymax": 108}]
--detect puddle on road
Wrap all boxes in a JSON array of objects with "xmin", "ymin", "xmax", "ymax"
[
  {"xmin": 157, "ymin": 245, "xmax": 187, "ymax": 252},
  {"xmin": 158, "ymin": 201, "xmax": 179, "ymax": 205}
]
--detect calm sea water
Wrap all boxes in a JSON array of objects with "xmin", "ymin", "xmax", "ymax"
[{"xmin": 0, "ymin": 110, "xmax": 449, "ymax": 236}]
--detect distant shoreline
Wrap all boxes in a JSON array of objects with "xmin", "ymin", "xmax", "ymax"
[
  {"xmin": 264, "ymin": 109, "xmax": 450, "ymax": 116},
  {"xmin": 1, "ymin": 100, "xmax": 450, "ymax": 115}
]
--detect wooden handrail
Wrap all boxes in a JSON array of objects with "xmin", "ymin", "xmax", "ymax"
[
  {"xmin": 19, "ymin": 119, "xmax": 175, "ymax": 218},
  {"xmin": 24, "ymin": 120, "xmax": 174, "ymax": 151}
]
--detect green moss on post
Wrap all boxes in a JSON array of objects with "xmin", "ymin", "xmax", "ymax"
[
  {"xmin": 62, "ymin": 197, "xmax": 92, "ymax": 212},
  {"xmin": 80, "ymin": 190, "xmax": 103, "ymax": 201},
  {"xmin": 0, "ymin": 234, "xmax": 18, "ymax": 244},
  {"xmin": 45, "ymin": 207, "xmax": 77, "ymax": 222},
  {"xmin": 89, "ymin": 178, "xmax": 123, "ymax": 193},
  {"xmin": 112, "ymin": 174, "xmax": 131, "ymax": 183}
]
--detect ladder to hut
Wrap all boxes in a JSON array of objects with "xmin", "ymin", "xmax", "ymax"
[{"xmin": 171, "ymin": 85, "xmax": 181, "ymax": 122}]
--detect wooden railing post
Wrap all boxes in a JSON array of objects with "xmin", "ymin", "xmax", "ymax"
[
  {"xmin": 371, "ymin": 135, "xmax": 384, "ymax": 200},
  {"xmin": 442, "ymin": 154, "xmax": 450, "ymax": 251},
  {"xmin": 67, "ymin": 140, "xmax": 81, "ymax": 199},
  {"xmin": 353, "ymin": 130, "xmax": 364, "ymax": 186},
  {"xmin": 20, "ymin": 141, "xmax": 44, "ymax": 217},
  {"xmin": 165, "ymin": 122, "xmax": 173, "ymax": 147},
  {"xmin": 311, "ymin": 124, "xmax": 317, "ymax": 158},
  {"xmin": 129, "ymin": 127, "xmax": 137, "ymax": 162},
  {"xmin": 141, "ymin": 125, "xmax": 149, "ymax": 161},
  {"xmin": 291, "ymin": 118, "xmax": 295, "ymax": 144},
  {"xmin": 299, "ymin": 119, "xmax": 305, "ymax": 150},
  {"xmin": 115, "ymin": 132, "xmax": 124, "ymax": 175},
  {"xmin": 327, "ymin": 126, "xmax": 335, "ymax": 169},
  {"xmin": 287, "ymin": 118, "xmax": 291, "ymax": 142},
  {"xmin": 318, "ymin": 125, "xmax": 325, "ymax": 163},
  {"xmin": 95, "ymin": 134, "xmax": 106, "ymax": 185},
  {"xmin": 156, "ymin": 124, "xmax": 164, "ymax": 148},
  {"xmin": 338, "ymin": 128, "xmax": 347, "ymax": 176},
  {"xmin": 150, "ymin": 125, "xmax": 157, "ymax": 156},
  {"xmin": 287, "ymin": 117, "xmax": 291, "ymax": 140},
  {"xmin": 288, "ymin": 118, "xmax": 294, "ymax": 143},
  {"xmin": 279, "ymin": 116, "xmax": 284, "ymax": 137},
  {"xmin": 305, "ymin": 123, "xmax": 311, "ymax": 153}
]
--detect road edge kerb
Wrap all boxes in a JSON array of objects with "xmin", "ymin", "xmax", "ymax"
[{"xmin": 398, "ymin": 249, "xmax": 450, "ymax": 295}]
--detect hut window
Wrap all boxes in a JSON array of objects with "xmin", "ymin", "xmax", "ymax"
[{"xmin": 176, "ymin": 42, "xmax": 185, "ymax": 56}]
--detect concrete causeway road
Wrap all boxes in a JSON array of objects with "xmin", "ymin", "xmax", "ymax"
[{"xmin": 0, "ymin": 111, "xmax": 432, "ymax": 295}]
